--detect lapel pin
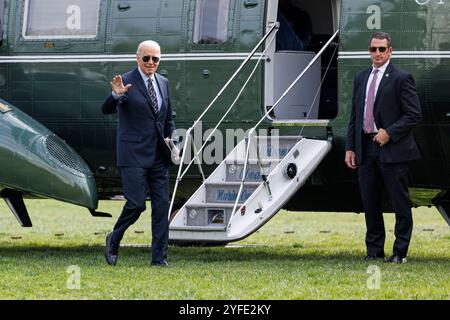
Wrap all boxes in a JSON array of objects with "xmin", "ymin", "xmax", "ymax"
[{"xmin": 385, "ymin": 73, "xmax": 389, "ymax": 78}]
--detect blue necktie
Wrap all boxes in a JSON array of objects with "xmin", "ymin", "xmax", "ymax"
[{"xmin": 147, "ymin": 78, "xmax": 159, "ymax": 114}]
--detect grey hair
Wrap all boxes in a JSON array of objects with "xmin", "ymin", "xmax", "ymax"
[{"xmin": 136, "ymin": 40, "xmax": 161, "ymax": 56}]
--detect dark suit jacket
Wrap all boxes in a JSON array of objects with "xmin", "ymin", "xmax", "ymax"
[
  {"xmin": 346, "ymin": 62, "xmax": 422, "ymax": 165},
  {"xmin": 102, "ymin": 68, "xmax": 176, "ymax": 168}
]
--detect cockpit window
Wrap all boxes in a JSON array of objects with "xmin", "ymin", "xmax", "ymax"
[
  {"xmin": 193, "ymin": 0, "xmax": 230, "ymax": 44},
  {"xmin": 22, "ymin": 0, "xmax": 100, "ymax": 39}
]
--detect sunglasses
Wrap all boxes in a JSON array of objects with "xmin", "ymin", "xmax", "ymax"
[
  {"xmin": 369, "ymin": 46, "xmax": 390, "ymax": 53},
  {"xmin": 141, "ymin": 55, "xmax": 160, "ymax": 63}
]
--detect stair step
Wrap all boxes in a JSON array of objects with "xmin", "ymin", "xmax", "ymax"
[
  {"xmin": 225, "ymin": 158, "xmax": 280, "ymax": 165},
  {"xmin": 271, "ymin": 120, "xmax": 329, "ymax": 127},
  {"xmin": 187, "ymin": 202, "xmax": 242, "ymax": 208},
  {"xmin": 185, "ymin": 204, "xmax": 238, "ymax": 227},
  {"xmin": 170, "ymin": 225, "xmax": 226, "ymax": 232},
  {"xmin": 245, "ymin": 136, "xmax": 300, "ymax": 157},
  {"xmin": 206, "ymin": 181, "xmax": 261, "ymax": 186},
  {"xmin": 205, "ymin": 183, "xmax": 258, "ymax": 203},
  {"xmin": 225, "ymin": 162, "xmax": 279, "ymax": 182},
  {"xmin": 245, "ymin": 136, "xmax": 301, "ymax": 141}
]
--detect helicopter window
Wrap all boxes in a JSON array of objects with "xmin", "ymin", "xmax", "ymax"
[
  {"xmin": 22, "ymin": 0, "xmax": 100, "ymax": 39},
  {"xmin": 193, "ymin": 0, "xmax": 230, "ymax": 44}
]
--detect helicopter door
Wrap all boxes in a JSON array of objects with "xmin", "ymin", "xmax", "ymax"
[{"xmin": 265, "ymin": 0, "xmax": 340, "ymax": 122}]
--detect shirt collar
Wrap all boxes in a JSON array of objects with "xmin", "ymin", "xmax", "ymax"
[
  {"xmin": 137, "ymin": 67, "xmax": 154, "ymax": 83},
  {"xmin": 372, "ymin": 60, "xmax": 390, "ymax": 74}
]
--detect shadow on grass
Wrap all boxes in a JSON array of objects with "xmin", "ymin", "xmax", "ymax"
[{"xmin": 1, "ymin": 244, "xmax": 449, "ymax": 266}]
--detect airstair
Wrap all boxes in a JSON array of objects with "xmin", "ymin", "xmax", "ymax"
[
  {"xmin": 170, "ymin": 135, "xmax": 331, "ymax": 243},
  {"xmin": 168, "ymin": 24, "xmax": 339, "ymax": 244}
]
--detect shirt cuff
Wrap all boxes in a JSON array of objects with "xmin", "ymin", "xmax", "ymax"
[{"xmin": 111, "ymin": 91, "xmax": 124, "ymax": 100}]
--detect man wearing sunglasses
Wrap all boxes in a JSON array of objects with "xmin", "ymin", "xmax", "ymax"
[
  {"xmin": 345, "ymin": 32, "xmax": 422, "ymax": 264},
  {"xmin": 102, "ymin": 40, "xmax": 177, "ymax": 267}
]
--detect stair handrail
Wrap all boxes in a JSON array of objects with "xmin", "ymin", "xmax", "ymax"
[
  {"xmin": 231, "ymin": 30, "xmax": 340, "ymax": 217},
  {"xmin": 169, "ymin": 23, "xmax": 279, "ymax": 217},
  {"xmin": 179, "ymin": 28, "xmax": 278, "ymax": 181}
]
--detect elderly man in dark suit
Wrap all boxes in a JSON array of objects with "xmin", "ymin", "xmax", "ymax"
[
  {"xmin": 102, "ymin": 40, "xmax": 176, "ymax": 267},
  {"xmin": 345, "ymin": 32, "xmax": 422, "ymax": 264}
]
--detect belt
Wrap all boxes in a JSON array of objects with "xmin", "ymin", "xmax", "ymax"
[{"xmin": 363, "ymin": 132, "xmax": 377, "ymax": 139}]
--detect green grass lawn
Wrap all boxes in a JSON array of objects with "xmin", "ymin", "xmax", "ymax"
[{"xmin": 0, "ymin": 199, "xmax": 449, "ymax": 299}]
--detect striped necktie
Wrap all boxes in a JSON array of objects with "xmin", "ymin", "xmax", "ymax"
[{"xmin": 147, "ymin": 77, "xmax": 159, "ymax": 114}]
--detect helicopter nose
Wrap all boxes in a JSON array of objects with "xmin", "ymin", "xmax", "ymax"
[{"xmin": 0, "ymin": 100, "xmax": 98, "ymax": 210}]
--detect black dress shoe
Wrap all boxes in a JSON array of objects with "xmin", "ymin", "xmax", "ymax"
[
  {"xmin": 384, "ymin": 255, "xmax": 407, "ymax": 264},
  {"xmin": 151, "ymin": 260, "xmax": 169, "ymax": 267},
  {"xmin": 364, "ymin": 255, "xmax": 377, "ymax": 262},
  {"xmin": 364, "ymin": 253, "xmax": 384, "ymax": 261},
  {"xmin": 105, "ymin": 232, "xmax": 118, "ymax": 266}
]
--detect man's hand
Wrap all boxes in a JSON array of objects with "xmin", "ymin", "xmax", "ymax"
[
  {"xmin": 373, "ymin": 128, "xmax": 390, "ymax": 147},
  {"xmin": 164, "ymin": 137, "xmax": 180, "ymax": 161},
  {"xmin": 345, "ymin": 150, "xmax": 357, "ymax": 170},
  {"xmin": 111, "ymin": 75, "xmax": 131, "ymax": 95}
]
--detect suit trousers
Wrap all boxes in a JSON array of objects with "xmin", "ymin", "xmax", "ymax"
[
  {"xmin": 111, "ymin": 158, "xmax": 169, "ymax": 263},
  {"xmin": 357, "ymin": 136, "xmax": 413, "ymax": 258}
]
